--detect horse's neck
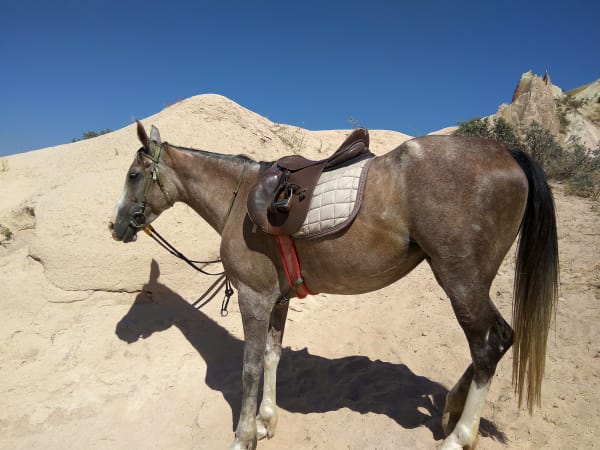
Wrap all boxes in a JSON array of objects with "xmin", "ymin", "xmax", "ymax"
[{"xmin": 168, "ymin": 145, "xmax": 254, "ymax": 234}]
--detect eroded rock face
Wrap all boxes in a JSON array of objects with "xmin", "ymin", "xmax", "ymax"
[
  {"xmin": 493, "ymin": 71, "xmax": 600, "ymax": 149},
  {"xmin": 566, "ymin": 78, "xmax": 600, "ymax": 149},
  {"xmin": 497, "ymin": 70, "xmax": 561, "ymax": 137}
]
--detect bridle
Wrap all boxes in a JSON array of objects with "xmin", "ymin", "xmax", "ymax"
[
  {"xmin": 124, "ymin": 141, "xmax": 249, "ymax": 315},
  {"xmin": 128, "ymin": 140, "xmax": 174, "ymax": 232}
]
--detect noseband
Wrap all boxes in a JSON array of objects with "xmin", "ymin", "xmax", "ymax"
[{"xmin": 129, "ymin": 141, "xmax": 173, "ymax": 231}]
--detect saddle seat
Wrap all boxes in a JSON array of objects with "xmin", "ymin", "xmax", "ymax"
[
  {"xmin": 247, "ymin": 128, "xmax": 373, "ymax": 236},
  {"xmin": 277, "ymin": 127, "xmax": 371, "ymax": 171}
]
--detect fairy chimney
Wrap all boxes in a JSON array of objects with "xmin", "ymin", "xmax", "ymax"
[{"xmin": 498, "ymin": 70, "xmax": 560, "ymax": 136}]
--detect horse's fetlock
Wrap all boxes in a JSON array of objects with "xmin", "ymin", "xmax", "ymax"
[{"xmin": 259, "ymin": 401, "xmax": 276, "ymax": 418}]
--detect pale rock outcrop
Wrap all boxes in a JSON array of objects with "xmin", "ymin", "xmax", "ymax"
[
  {"xmin": 565, "ymin": 78, "xmax": 600, "ymax": 149},
  {"xmin": 496, "ymin": 70, "xmax": 561, "ymax": 136}
]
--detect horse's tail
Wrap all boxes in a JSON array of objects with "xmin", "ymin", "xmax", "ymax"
[{"xmin": 509, "ymin": 148, "xmax": 559, "ymax": 413}]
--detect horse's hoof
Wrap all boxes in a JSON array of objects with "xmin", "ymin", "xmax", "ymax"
[{"xmin": 228, "ymin": 437, "xmax": 257, "ymax": 450}]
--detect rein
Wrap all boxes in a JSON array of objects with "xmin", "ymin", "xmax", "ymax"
[
  {"xmin": 133, "ymin": 153, "xmax": 249, "ymax": 316},
  {"xmin": 143, "ymin": 224, "xmax": 234, "ymax": 315}
]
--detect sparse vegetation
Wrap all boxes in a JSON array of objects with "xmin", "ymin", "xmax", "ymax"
[
  {"xmin": 558, "ymin": 93, "xmax": 588, "ymax": 113},
  {"xmin": 491, "ymin": 117, "xmax": 522, "ymax": 148},
  {"xmin": 270, "ymin": 123, "xmax": 306, "ymax": 153},
  {"xmin": 72, "ymin": 129, "xmax": 112, "ymax": 142},
  {"xmin": 0, "ymin": 224, "xmax": 13, "ymax": 245},
  {"xmin": 348, "ymin": 117, "xmax": 362, "ymax": 129},
  {"xmin": 454, "ymin": 117, "xmax": 493, "ymax": 140},
  {"xmin": 589, "ymin": 103, "xmax": 600, "ymax": 126},
  {"xmin": 555, "ymin": 93, "xmax": 589, "ymax": 134},
  {"xmin": 454, "ymin": 117, "xmax": 600, "ymax": 199},
  {"xmin": 0, "ymin": 158, "xmax": 8, "ymax": 172}
]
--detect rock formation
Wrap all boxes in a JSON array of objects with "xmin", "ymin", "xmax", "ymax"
[
  {"xmin": 563, "ymin": 78, "xmax": 600, "ymax": 149},
  {"xmin": 492, "ymin": 71, "xmax": 600, "ymax": 150},
  {"xmin": 497, "ymin": 70, "xmax": 561, "ymax": 137}
]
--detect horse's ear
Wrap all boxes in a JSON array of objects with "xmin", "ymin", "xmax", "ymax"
[
  {"xmin": 137, "ymin": 121, "xmax": 150, "ymax": 153},
  {"xmin": 150, "ymin": 125, "xmax": 162, "ymax": 145}
]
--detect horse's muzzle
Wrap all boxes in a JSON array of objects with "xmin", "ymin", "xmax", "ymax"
[{"xmin": 109, "ymin": 221, "xmax": 138, "ymax": 243}]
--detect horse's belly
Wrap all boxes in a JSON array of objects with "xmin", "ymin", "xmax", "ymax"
[
  {"xmin": 293, "ymin": 155, "xmax": 423, "ymax": 294},
  {"xmin": 296, "ymin": 232, "xmax": 425, "ymax": 295}
]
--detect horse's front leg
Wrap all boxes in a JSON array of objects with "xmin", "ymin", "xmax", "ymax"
[
  {"xmin": 229, "ymin": 285, "xmax": 273, "ymax": 450},
  {"xmin": 256, "ymin": 301, "xmax": 289, "ymax": 440}
]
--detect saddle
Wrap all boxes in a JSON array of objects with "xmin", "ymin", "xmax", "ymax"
[{"xmin": 247, "ymin": 128, "xmax": 373, "ymax": 236}]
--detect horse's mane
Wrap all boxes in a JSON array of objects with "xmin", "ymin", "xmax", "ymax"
[{"xmin": 168, "ymin": 143, "xmax": 273, "ymax": 169}]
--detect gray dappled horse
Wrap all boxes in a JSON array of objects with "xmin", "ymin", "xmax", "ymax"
[{"xmin": 110, "ymin": 122, "xmax": 558, "ymax": 449}]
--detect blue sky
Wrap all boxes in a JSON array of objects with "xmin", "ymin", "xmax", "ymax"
[{"xmin": 1, "ymin": 0, "xmax": 598, "ymax": 156}]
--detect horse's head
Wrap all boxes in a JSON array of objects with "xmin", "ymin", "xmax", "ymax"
[{"xmin": 110, "ymin": 122, "xmax": 175, "ymax": 242}]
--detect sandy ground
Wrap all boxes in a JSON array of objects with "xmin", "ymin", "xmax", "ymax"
[{"xmin": 1, "ymin": 95, "xmax": 599, "ymax": 449}]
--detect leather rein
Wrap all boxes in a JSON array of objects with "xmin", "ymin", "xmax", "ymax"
[{"xmin": 128, "ymin": 141, "xmax": 248, "ymax": 315}]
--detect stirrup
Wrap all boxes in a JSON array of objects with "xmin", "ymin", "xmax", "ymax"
[{"xmin": 271, "ymin": 196, "xmax": 291, "ymax": 213}]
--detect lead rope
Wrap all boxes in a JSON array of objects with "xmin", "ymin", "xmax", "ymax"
[{"xmin": 143, "ymin": 162, "xmax": 248, "ymax": 316}]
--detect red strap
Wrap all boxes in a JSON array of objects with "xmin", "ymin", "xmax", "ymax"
[{"xmin": 274, "ymin": 235, "xmax": 317, "ymax": 299}]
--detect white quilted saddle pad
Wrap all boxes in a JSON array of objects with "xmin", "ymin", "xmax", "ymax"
[{"xmin": 293, "ymin": 157, "xmax": 372, "ymax": 239}]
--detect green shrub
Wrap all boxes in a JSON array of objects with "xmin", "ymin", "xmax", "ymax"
[
  {"xmin": 523, "ymin": 121, "xmax": 565, "ymax": 177},
  {"xmin": 0, "ymin": 224, "xmax": 12, "ymax": 244},
  {"xmin": 492, "ymin": 117, "xmax": 522, "ymax": 148},
  {"xmin": 562, "ymin": 141, "xmax": 600, "ymax": 198},
  {"xmin": 72, "ymin": 129, "xmax": 112, "ymax": 142},
  {"xmin": 555, "ymin": 93, "xmax": 588, "ymax": 134},
  {"xmin": 455, "ymin": 117, "xmax": 492, "ymax": 139},
  {"xmin": 558, "ymin": 93, "xmax": 587, "ymax": 113}
]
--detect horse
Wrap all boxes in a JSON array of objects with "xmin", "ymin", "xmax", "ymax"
[{"xmin": 110, "ymin": 121, "xmax": 558, "ymax": 449}]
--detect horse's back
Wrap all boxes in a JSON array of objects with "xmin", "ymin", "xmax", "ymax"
[{"xmin": 393, "ymin": 135, "xmax": 528, "ymax": 219}]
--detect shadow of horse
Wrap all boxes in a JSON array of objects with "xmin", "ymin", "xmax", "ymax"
[{"xmin": 115, "ymin": 260, "xmax": 506, "ymax": 443}]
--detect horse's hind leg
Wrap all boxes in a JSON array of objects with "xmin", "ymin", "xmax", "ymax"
[
  {"xmin": 430, "ymin": 262, "xmax": 513, "ymax": 449},
  {"xmin": 256, "ymin": 301, "xmax": 289, "ymax": 440},
  {"xmin": 442, "ymin": 364, "xmax": 474, "ymax": 436}
]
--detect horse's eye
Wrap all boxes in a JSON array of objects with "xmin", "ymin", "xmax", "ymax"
[{"xmin": 128, "ymin": 171, "xmax": 140, "ymax": 180}]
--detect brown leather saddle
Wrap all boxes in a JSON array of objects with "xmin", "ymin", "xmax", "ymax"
[{"xmin": 247, "ymin": 128, "xmax": 373, "ymax": 236}]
